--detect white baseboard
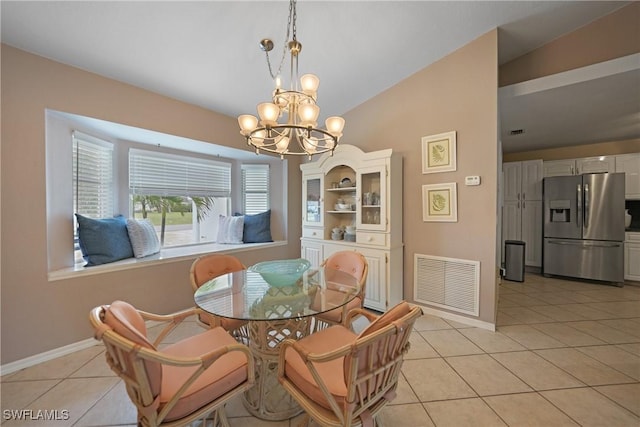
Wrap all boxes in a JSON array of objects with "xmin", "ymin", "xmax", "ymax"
[
  {"xmin": 1, "ymin": 338, "xmax": 99, "ymax": 376},
  {"xmin": 416, "ymin": 304, "xmax": 496, "ymax": 331},
  {"xmin": 0, "ymin": 319, "xmax": 177, "ymax": 376}
]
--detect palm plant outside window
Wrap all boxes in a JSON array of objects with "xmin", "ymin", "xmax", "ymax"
[{"xmin": 129, "ymin": 149, "xmax": 231, "ymax": 247}]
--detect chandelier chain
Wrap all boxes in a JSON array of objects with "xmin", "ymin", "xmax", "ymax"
[{"xmin": 265, "ymin": 0, "xmax": 296, "ymax": 80}]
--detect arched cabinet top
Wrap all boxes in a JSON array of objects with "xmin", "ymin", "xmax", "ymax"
[{"xmin": 300, "ymin": 144, "xmax": 393, "ymax": 173}]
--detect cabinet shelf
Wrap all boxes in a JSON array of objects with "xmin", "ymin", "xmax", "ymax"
[
  {"xmin": 327, "ymin": 210, "xmax": 355, "ymax": 214},
  {"xmin": 327, "ymin": 187, "xmax": 356, "ymax": 192}
]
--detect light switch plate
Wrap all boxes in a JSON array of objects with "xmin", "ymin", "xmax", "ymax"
[{"xmin": 465, "ymin": 176, "xmax": 481, "ymax": 186}]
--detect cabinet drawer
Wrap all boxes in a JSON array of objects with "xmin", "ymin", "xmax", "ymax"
[
  {"xmin": 626, "ymin": 232, "xmax": 640, "ymax": 243},
  {"xmin": 302, "ymin": 227, "xmax": 323, "ymax": 239},
  {"xmin": 356, "ymin": 232, "xmax": 387, "ymax": 246}
]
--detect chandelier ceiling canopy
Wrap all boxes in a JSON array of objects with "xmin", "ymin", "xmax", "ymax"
[{"xmin": 238, "ymin": 0, "xmax": 345, "ymax": 159}]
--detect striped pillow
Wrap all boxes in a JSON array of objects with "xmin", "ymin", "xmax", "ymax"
[
  {"xmin": 126, "ymin": 218, "xmax": 161, "ymax": 258},
  {"xmin": 217, "ymin": 215, "xmax": 244, "ymax": 244}
]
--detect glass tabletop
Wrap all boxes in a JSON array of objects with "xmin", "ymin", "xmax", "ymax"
[{"xmin": 193, "ymin": 266, "xmax": 360, "ymax": 321}]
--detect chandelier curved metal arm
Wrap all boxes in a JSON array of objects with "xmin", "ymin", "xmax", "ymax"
[{"xmin": 238, "ymin": 0, "xmax": 345, "ymax": 159}]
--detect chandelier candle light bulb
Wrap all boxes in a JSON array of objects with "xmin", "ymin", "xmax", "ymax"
[
  {"xmin": 300, "ymin": 74, "xmax": 319, "ymax": 97},
  {"xmin": 237, "ymin": 0, "xmax": 344, "ymax": 159},
  {"xmin": 257, "ymin": 103, "xmax": 279, "ymax": 126}
]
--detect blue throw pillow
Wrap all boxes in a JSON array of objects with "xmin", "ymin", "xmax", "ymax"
[
  {"xmin": 243, "ymin": 210, "xmax": 273, "ymax": 243},
  {"xmin": 76, "ymin": 214, "xmax": 134, "ymax": 266}
]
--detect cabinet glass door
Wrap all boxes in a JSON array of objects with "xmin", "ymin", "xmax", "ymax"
[
  {"xmin": 303, "ymin": 175, "xmax": 323, "ymax": 226},
  {"xmin": 357, "ymin": 167, "xmax": 386, "ymax": 231}
]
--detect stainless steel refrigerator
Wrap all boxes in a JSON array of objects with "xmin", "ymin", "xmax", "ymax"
[{"xmin": 543, "ymin": 173, "xmax": 625, "ymax": 284}]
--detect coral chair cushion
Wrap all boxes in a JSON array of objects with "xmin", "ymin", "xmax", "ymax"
[
  {"xmin": 103, "ymin": 301, "xmax": 162, "ymax": 395},
  {"xmin": 315, "ymin": 296, "xmax": 362, "ymax": 323},
  {"xmin": 192, "ymin": 255, "xmax": 245, "ymax": 286},
  {"xmin": 324, "ymin": 251, "xmax": 366, "ymax": 282},
  {"xmin": 160, "ymin": 327, "xmax": 249, "ymax": 422},
  {"xmin": 283, "ymin": 325, "xmax": 357, "ymax": 411},
  {"xmin": 358, "ymin": 301, "xmax": 411, "ymax": 338},
  {"xmin": 191, "ymin": 255, "xmax": 247, "ymax": 331}
]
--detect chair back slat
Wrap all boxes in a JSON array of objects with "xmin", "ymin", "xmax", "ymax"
[{"xmin": 344, "ymin": 305, "xmax": 422, "ymax": 422}]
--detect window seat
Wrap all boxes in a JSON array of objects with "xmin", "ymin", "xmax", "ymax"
[{"xmin": 48, "ymin": 240, "xmax": 287, "ymax": 281}]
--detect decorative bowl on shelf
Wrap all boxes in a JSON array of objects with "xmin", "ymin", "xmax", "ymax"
[
  {"xmin": 339, "ymin": 178, "xmax": 353, "ymax": 188},
  {"xmin": 248, "ymin": 259, "xmax": 311, "ymax": 287},
  {"xmin": 337, "ymin": 203, "xmax": 351, "ymax": 210}
]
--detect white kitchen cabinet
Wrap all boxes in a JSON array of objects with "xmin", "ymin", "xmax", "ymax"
[
  {"xmin": 544, "ymin": 159, "xmax": 576, "ymax": 177},
  {"xmin": 625, "ymin": 232, "xmax": 640, "ymax": 282},
  {"xmin": 502, "ymin": 200, "xmax": 522, "ymax": 242},
  {"xmin": 502, "ymin": 160, "xmax": 543, "ymax": 267},
  {"xmin": 504, "ymin": 160, "xmax": 542, "ymax": 201},
  {"xmin": 615, "ymin": 153, "xmax": 640, "ymax": 199},
  {"xmin": 544, "ymin": 156, "xmax": 615, "ymax": 177},
  {"xmin": 522, "ymin": 200, "xmax": 543, "ymax": 267},
  {"xmin": 521, "ymin": 161, "xmax": 544, "ymax": 200},
  {"xmin": 503, "ymin": 163, "xmax": 522, "ymax": 202},
  {"xmin": 300, "ymin": 144, "xmax": 403, "ymax": 311},
  {"xmin": 576, "ymin": 156, "xmax": 615, "ymax": 174}
]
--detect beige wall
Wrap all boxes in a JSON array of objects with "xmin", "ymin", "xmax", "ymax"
[
  {"xmin": 499, "ymin": 2, "xmax": 640, "ymax": 86},
  {"xmin": 0, "ymin": 45, "xmax": 302, "ymax": 364},
  {"xmin": 504, "ymin": 138, "xmax": 640, "ymax": 162},
  {"xmin": 342, "ymin": 31, "xmax": 499, "ymax": 324}
]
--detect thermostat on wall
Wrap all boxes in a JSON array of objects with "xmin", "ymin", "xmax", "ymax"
[{"xmin": 465, "ymin": 176, "xmax": 481, "ymax": 186}]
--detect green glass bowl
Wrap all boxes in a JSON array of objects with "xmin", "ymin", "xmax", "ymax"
[{"xmin": 248, "ymin": 258, "xmax": 311, "ymax": 287}]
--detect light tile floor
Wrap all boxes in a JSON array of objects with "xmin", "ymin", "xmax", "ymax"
[{"xmin": 2, "ymin": 274, "xmax": 639, "ymax": 426}]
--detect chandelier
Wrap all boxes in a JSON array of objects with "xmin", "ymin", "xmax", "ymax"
[{"xmin": 238, "ymin": 0, "xmax": 345, "ymax": 159}]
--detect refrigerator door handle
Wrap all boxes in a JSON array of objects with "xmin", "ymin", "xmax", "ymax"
[
  {"xmin": 576, "ymin": 184, "xmax": 582, "ymax": 229},
  {"xmin": 584, "ymin": 183, "xmax": 590, "ymax": 228},
  {"xmin": 548, "ymin": 240, "xmax": 622, "ymax": 248}
]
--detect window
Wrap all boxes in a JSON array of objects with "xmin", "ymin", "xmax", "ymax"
[
  {"xmin": 72, "ymin": 132, "xmax": 114, "ymax": 261},
  {"xmin": 72, "ymin": 132, "xmax": 114, "ymax": 218},
  {"xmin": 242, "ymin": 164, "xmax": 270, "ymax": 214},
  {"xmin": 129, "ymin": 148, "xmax": 232, "ymax": 247}
]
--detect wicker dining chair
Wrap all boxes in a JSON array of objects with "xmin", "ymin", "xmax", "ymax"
[
  {"xmin": 89, "ymin": 300, "xmax": 255, "ymax": 427},
  {"xmin": 277, "ymin": 301, "xmax": 422, "ymax": 427},
  {"xmin": 189, "ymin": 253, "xmax": 249, "ymax": 342},
  {"xmin": 312, "ymin": 250, "xmax": 368, "ymax": 331}
]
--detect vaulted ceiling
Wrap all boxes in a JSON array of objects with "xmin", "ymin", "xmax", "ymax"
[{"xmin": 2, "ymin": 1, "xmax": 637, "ymax": 153}]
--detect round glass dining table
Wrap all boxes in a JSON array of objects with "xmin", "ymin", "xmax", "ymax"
[{"xmin": 193, "ymin": 265, "xmax": 361, "ymax": 421}]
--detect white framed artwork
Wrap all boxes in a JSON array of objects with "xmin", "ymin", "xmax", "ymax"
[
  {"xmin": 422, "ymin": 182, "xmax": 457, "ymax": 222},
  {"xmin": 421, "ymin": 131, "xmax": 457, "ymax": 174}
]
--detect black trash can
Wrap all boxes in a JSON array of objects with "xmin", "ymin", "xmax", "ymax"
[{"xmin": 504, "ymin": 240, "xmax": 525, "ymax": 282}]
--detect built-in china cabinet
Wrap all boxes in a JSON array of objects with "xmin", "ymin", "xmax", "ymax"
[{"xmin": 300, "ymin": 144, "xmax": 403, "ymax": 312}]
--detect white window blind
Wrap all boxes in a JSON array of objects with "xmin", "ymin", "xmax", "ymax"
[
  {"xmin": 242, "ymin": 164, "xmax": 270, "ymax": 214},
  {"xmin": 129, "ymin": 149, "xmax": 231, "ymax": 197},
  {"xmin": 73, "ymin": 131, "xmax": 114, "ymax": 219}
]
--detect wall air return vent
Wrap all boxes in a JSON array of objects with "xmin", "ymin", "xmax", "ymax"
[{"xmin": 414, "ymin": 254, "xmax": 480, "ymax": 316}]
